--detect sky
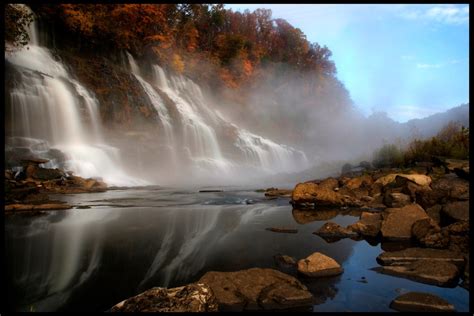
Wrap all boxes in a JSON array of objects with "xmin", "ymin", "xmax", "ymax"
[{"xmin": 225, "ymin": 4, "xmax": 469, "ymax": 123}]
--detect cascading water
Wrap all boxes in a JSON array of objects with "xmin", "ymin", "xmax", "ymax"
[
  {"xmin": 5, "ymin": 8, "xmax": 145, "ymax": 187},
  {"xmin": 127, "ymin": 54, "xmax": 310, "ymax": 183}
]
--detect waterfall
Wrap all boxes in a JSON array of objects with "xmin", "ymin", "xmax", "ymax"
[
  {"xmin": 5, "ymin": 11, "xmax": 146, "ymax": 187},
  {"xmin": 5, "ymin": 6, "xmax": 309, "ymax": 187},
  {"xmin": 127, "ymin": 56, "xmax": 310, "ymax": 182}
]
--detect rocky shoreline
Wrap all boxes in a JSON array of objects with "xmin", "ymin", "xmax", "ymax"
[
  {"xmin": 5, "ymin": 158, "xmax": 107, "ymax": 214},
  {"xmin": 109, "ymin": 158, "xmax": 469, "ymax": 312}
]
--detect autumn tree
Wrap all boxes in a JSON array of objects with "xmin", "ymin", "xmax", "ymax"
[{"xmin": 5, "ymin": 4, "xmax": 34, "ymax": 52}]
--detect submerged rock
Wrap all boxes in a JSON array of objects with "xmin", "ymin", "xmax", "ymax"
[
  {"xmin": 376, "ymin": 247, "xmax": 465, "ymax": 268},
  {"xmin": 264, "ymin": 188, "xmax": 293, "ymax": 198},
  {"xmin": 199, "ymin": 268, "xmax": 313, "ymax": 311},
  {"xmin": 390, "ymin": 292, "xmax": 455, "ymax": 312},
  {"xmin": 5, "ymin": 202, "xmax": 72, "ymax": 212},
  {"xmin": 373, "ymin": 260, "xmax": 459, "ymax": 287},
  {"xmin": 380, "ymin": 204, "xmax": 429, "ymax": 240},
  {"xmin": 274, "ymin": 254, "xmax": 297, "ymax": 266},
  {"xmin": 265, "ymin": 227, "xmax": 298, "ymax": 234},
  {"xmin": 291, "ymin": 209, "xmax": 338, "ymax": 224},
  {"xmin": 109, "ymin": 283, "xmax": 218, "ymax": 312},
  {"xmin": 297, "ymin": 252, "xmax": 343, "ymax": 277},
  {"xmin": 314, "ymin": 222, "xmax": 358, "ymax": 241}
]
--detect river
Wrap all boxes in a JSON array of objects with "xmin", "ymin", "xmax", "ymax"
[{"xmin": 4, "ymin": 187, "xmax": 469, "ymax": 312}]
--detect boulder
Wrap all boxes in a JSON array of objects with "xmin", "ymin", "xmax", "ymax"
[
  {"xmin": 376, "ymin": 247, "xmax": 465, "ymax": 268},
  {"xmin": 347, "ymin": 212, "xmax": 382, "ymax": 237},
  {"xmin": 454, "ymin": 166, "xmax": 469, "ymax": 180},
  {"xmin": 380, "ymin": 204, "xmax": 429, "ymax": 240},
  {"xmin": 375, "ymin": 174, "xmax": 431, "ymax": 187},
  {"xmin": 373, "ymin": 260, "xmax": 459, "ymax": 287},
  {"xmin": 444, "ymin": 159, "xmax": 469, "ymax": 173},
  {"xmin": 109, "ymin": 283, "xmax": 218, "ymax": 312},
  {"xmin": 34, "ymin": 168, "xmax": 65, "ymax": 180},
  {"xmin": 417, "ymin": 174, "xmax": 469, "ymax": 209},
  {"xmin": 411, "ymin": 218, "xmax": 449, "ymax": 249},
  {"xmin": 291, "ymin": 183, "xmax": 360, "ymax": 207},
  {"xmin": 383, "ymin": 192, "xmax": 412, "ymax": 208},
  {"xmin": 425, "ymin": 204, "xmax": 442, "ymax": 224},
  {"xmin": 313, "ymin": 222, "xmax": 358, "ymax": 241},
  {"xmin": 441, "ymin": 201, "xmax": 469, "ymax": 222},
  {"xmin": 198, "ymin": 268, "xmax": 313, "ymax": 311},
  {"xmin": 444, "ymin": 221, "xmax": 469, "ymax": 235},
  {"xmin": 291, "ymin": 182, "xmax": 319, "ymax": 206},
  {"xmin": 343, "ymin": 174, "xmax": 373, "ymax": 190},
  {"xmin": 291, "ymin": 209, "xmax": 338, "ymax": 224},
  {"xmin": 264, "ymin": 188, "xmax": 292, "ymax": 198},
  {"xmin": 317, "ymin": 177, "xmax": 339, "ymax": 190},
  {"xmin": 390, "ymin": 292, "xmax": 455, "ymax": 312},
  {"xmin": 297, "ymin": 252, "xmax": 343, "ymax": 277}
]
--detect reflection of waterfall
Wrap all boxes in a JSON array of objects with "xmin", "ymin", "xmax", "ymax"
[
  {"xmin": 139, "ymin": 204, "xmax": 271, "ymax": 288},
  {"xmin": 5, "ymin": 9, "xmax": 145, "ymax": 187},
  {"xmin": 7, "ymin": 209, "xmax": 117, "ymax": 311}
]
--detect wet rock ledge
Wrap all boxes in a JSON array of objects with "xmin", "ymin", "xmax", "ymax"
[{"xmin": 5, "ymin": 158, "xmax": 107, "ymax": 214}]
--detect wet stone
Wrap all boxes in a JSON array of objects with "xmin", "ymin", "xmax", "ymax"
[
  {"xmin": 390, "ymin": 292, "xmax": 456, "ymax": 312},
  {"xmin": 199, "ymin": 268, "xmax": 313, "ymax": 311},
  {"xmin": 109, "ymin": 283, "xmax": 218, "ymax": 312},
  {"xmin": 373, "ymin": 260, "xmax": 459, "ymax": 287}
]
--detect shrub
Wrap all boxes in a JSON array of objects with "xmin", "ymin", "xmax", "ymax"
[{"xmin": 372, "ymin": 144, "xmax": 404, "ymax": 168}]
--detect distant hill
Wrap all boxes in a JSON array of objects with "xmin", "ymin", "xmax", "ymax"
[{"xmin": 402, "ymin": 103, "xmax": 469, "ymax": 139}]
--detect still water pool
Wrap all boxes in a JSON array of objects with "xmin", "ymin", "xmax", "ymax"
[{"xmin": 4, "ymin": 187, "xmax": 469, "ymax": 312}]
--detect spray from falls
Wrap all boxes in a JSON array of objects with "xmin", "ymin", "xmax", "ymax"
[{"xmin": 127, "ymin": 53, "xmax": 310, "ymax": 184}]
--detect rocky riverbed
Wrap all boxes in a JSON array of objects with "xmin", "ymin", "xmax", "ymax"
[
  {"xmin": 106, "ymin": 159, "xmax": 469, "ymax": 312},
  {"xmin": 4, "ymin": 158, "xmax": 469, "ymax": 312}
]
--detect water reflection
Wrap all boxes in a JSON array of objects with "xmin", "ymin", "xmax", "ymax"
[{"xmin": 4, "ymin": 188, "xmax": 469, "ymax": 312}]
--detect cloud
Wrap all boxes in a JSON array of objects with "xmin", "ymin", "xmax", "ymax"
[
  {"xmin": 416, "ymin": 58, "xmax": 465, "ymax": 69},
  {"xmin": 399, "ymin": 4, "xmax": 469, "ymax": 24},
  {"xmin": 387, "ymin": 105, "xmax": 443, "ymax": 122},
  {"xmin": 416, "ymin": 63, "xmax": 443, "ymax": 69}
]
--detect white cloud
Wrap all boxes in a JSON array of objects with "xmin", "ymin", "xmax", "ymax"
[
  {"xmin": 399, "ymin": 4, "xmax": 469, "ymax": 25},
  {"xmin": 388, "ymin": 105, "xmax": 444, "ymax": 122},
  {"xmin": 416, "ymin": 63, "xmax": 443, "ymax": 69}
]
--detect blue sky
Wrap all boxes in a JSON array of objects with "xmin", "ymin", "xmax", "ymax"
[{"xmin": 225, "ymin": 4, "xmax": 469, "ymax": 122}]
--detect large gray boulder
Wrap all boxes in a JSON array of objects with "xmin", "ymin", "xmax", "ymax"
[
  {"xmin": 199, "ymin": 268, "xmax": 313, "ymax": 311},
  {"xmin": 390, "ymin": 292, "xmax": 456, "ymax": 312},
  {"xmin": 109, "ymin": 283, "xmax": 218, "ymax": 312}
]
